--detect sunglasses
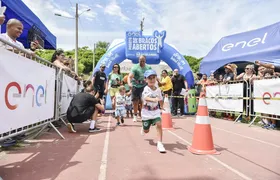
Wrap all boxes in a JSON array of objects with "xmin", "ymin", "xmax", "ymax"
[{"xmin": 113, "ymin": 66, "xmax": 119, "ymax": 69}]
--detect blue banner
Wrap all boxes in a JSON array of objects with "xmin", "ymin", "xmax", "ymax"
[{"xmin": 125, "ymin": 30, "xmax": 166, "ymax": 64}]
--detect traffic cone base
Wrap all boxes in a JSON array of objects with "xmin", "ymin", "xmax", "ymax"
[
  {"xmin": 161, "ymin": 113, "xmax": 173, "ymax": 130},
  {"xmin": 187, "ymin": 124, "xmax": 220, "ymax": 155}
]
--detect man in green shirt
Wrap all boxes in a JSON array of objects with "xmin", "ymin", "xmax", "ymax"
[{"xmin": 128, "ymin": 55, "xmax": 152, "ymax": 122}]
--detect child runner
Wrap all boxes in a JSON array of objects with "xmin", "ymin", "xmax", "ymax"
[
  {"xmin": 114, "ymin": 86, "xmax": 126, "ymax": 126},
  {"xmin": 125, "ymin": 90, "xmax": 133, "ymax": 118},
  {"xmin": 141, "ymin": 69, "xmax": 166, "ymax": 153}
]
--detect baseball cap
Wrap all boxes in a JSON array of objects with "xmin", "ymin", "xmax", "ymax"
[
  {"xmin": 100, "ymin": 64, "xmax": 106, "ymax": 68},
  {"xmin": 144, "ymin": 69, "xmax": 157, "ymax": 78}
]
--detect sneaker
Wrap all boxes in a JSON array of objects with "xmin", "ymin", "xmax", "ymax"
[
  {"xmin": 89, "ymin": 127, "xmax": 101, "ymax": 133},
  {"xmin": 67, "ymin": 123, "xmax": 76, "ymax": 133},
  {"xmin": 157, "ymin": 142, "xmax": 166, "ymax": 153},
  {"xmin": 116, "ymin": 122, "xmax": 121, "ymax": 126},
  {"xmin": 133, "ymin": 116, "xmax": 137, "ymax": 122},
  {"xmin": 121, "ymin": 117, "xmax": 124, "ymax": 124}
]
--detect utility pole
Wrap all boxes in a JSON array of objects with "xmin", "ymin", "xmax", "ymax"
[
  {"xmin": 75, "ymin": 3, "xmax": 79, "ymax": 74},
  {"xmin": 140, "ymin": 17, "xmax": 145, "ymax": 32}
]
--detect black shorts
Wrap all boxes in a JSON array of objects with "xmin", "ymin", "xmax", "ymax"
[
  {"xmin": 67, "ymin": 106, "xmax": 95, "ymax": 123},
  {"xmin": 163, "ymin": 89, "xmax": 172, "ymax": 96},
  {"xmin": 132, "ymin": 86, "xmax": 145, "ymax": 101}
]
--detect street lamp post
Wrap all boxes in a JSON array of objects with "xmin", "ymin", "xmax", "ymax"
[{"xmin": 55, "ymin": 3, "xmax": 90, "ymax": 74}]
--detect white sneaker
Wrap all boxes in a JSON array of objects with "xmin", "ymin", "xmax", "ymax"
[
  {"xmin": 157, "ymin": 142, "xmax": 166, "ymax": 153},
  {"xmin": 133, "ymin": 116, "xmax": 137, "ymax": 122}
]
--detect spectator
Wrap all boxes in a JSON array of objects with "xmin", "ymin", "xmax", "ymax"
[
  {"xmin": 208, "ymin": 73, "xmax": 217, "ymax": 85},
  {"xmin": 0, "ymin": 18, "xmax": 24, "ymax": 50},
  {"xmin": 236, "ymin": 64, "xmax": 256, "ymax": 121},
  {"xmin": 66, "ymin": 86, "xmax": 104, "ymax": 133},
  {"xmin": 157, "ymin": 69, "xmax": 173, "ymax": 110},
  {"xmin": 196, "ymin": 74, "xmax": 209, "ymax": 92},
  {"xmin": 256, "ymin": 66, "xmax": 266, "ymax": 80},
  {"xmin": 171, "ymin": 69, "xmax": 188, "ymax": 117},
  {"xmin": 261, "ymin": 69, "xmax": 276, "ymax": 129},
  {"xmin": 51, "ymin": 49, "xmax": 73, "ymax": 73},
  {"xmin": 158, "ymin": 69, "xmax": 173, "ymax": 96},
  {"xmin": 255, "ymin": 60, "xmax": 280, "ymax": 73},
  {"xmin": 194, "ymin": 73, "xmax": 203, "ymax": 97},
  {"xmin": 218, "ymin": 74, "xmax": 223, "ymax": 83},
  {"xmin": 223, "ymin": 64, "xmax": 236, "ymax": 83},
  {"xmin": 92, "ymin": 64, "xmax": 108, "ymax": 116},
  {"xmin": 108, "ymin": 63, "xmax": 123, "ymax": 116},
  {"xmin": 0, "ymin": 15, "xmax": 5, "ymax": 25}
]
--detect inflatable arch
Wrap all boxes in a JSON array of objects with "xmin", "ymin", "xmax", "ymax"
[
  {"xmin": 92, "ymin": 30, "xmax": 194, "ymax": 109},
  {"xmin": 93, "ymin": 43, "xmax": 194, "ymax": 87}
]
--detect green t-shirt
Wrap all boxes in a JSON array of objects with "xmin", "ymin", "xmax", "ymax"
[
  {"xmin": 131, "ymin": 64, "xmax": 152, "ymax": 88},
  {"xmin": 109, "ymin": 73, "xmax": 123, "ymax": 86}
]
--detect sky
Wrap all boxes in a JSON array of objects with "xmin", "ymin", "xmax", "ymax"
[{"xmin": 22, "ymin": 0, "xmax": 280, "ymax": 58}]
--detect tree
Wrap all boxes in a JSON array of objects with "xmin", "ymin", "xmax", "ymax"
[
  {"xmin": 184, "ymin": 55, "xmax": 203, "ymax": 73},
  {"xmin": 35, "ymin": 41, "xmax": 109, "ymax": 76}
]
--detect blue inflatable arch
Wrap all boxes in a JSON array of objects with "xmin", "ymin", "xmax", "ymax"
[{"xmin": 93, "ymin": 42, "xmax": 195, "ymax": 87}]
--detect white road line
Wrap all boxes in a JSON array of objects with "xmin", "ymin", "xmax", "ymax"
[
  {"xmin": 212, "ymin": 126, "xmax": 280, "ymax": 148},
  {"xmin": 167, "ymin": 130, "xmax": 252, "ymax": 180},
  {"xmin": 98, "ymin": 116, "xmax": 111, "ymax": 180}
]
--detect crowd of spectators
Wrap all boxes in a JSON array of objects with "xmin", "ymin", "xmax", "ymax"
[{"xmin": 195, "ymin": 61, "xmax": 280, "ymax": 129}]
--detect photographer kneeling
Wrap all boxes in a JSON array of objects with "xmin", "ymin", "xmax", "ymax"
[{"xmin": 66, "ymin": 86, "xmax": 104, "ymax": 133}]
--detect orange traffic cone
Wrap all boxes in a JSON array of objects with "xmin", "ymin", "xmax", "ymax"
[
  {"xmin": 161, "ymin": 94, "xmax": 173, "ymax": 129},
  {"xmin": 188, "ymin": 92, "xmax": 220, "ymax": 155}
]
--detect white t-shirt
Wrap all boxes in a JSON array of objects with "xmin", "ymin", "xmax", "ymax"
[
  {"xmin": 125, "ymin": 95, "xmax": 132, "ymax": 106},
  {"xmin": 115, "ymin": 94, "xmax": 126, "ymax": 109},
  {"xmin": 0, "ymin": 33, "xmax": 25, "ymax": 50},
  {"xmin": 141, "ymin": 86, "xmax": 163, "ymax": 120}
]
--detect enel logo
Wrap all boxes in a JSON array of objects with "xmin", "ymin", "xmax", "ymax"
[
  {"xmin": 262, "ymin": 91, "xmax": 280, "ymax": 105},
  {"xmin": 222, "ymin": 32, "xmax": 268, "ymax": 52},
  {"xmin": 5, "ymin": 81, "xmax": 47, "ymax": 110}
]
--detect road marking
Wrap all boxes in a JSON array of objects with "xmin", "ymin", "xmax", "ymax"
[
  {"xmin": 98, "ymin": 116, "xmax": 111, "ymax": 180},
  {"xmin": 167, "ymin": 130, "xmax": 252, "ymax": 180},
  {"xmin": 212, "ymin": 126, "xmax": 280, "ymax": 148}
]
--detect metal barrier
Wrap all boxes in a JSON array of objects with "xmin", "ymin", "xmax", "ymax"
[
  {"xmin": 247, "ymin": 77, "xmax": 280, "ymax": 127},
  {"xmin": 0, "ymin": 37, "xmax": 79, "ymax": 142},
  {"xmin": 205, "ymin": 77, "xmax": 280, "ymax": 127},
  {"xmin": 205, "ymin": 80, "xmax": 248, "ymax": 122}
]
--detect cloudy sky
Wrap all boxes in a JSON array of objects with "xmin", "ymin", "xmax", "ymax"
[{"xmin": 22, "ymin": 0, "xmax": 280, "ymax": 58}]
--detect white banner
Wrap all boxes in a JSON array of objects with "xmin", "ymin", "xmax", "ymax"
[
  {"xmin": 60, "ymin": 73, "xmax": 77, "ymax": 115},
  {"xmin": 206, "ymin": 83, "xmax": 243, "ymax": 112},
  {"xmin": 254, "ymin": 79, "xmax": 280, "ymax": 115},
  {"xmin": 0, "ymin": 48, "xmax": 56, "ymax": 134}
]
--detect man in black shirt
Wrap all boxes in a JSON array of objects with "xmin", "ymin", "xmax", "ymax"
[
  {"xmin": 171, "ymin": 69, "xmax": 188, "ymax": 116},
  {"xmin": 92, "ymin": 64, "xmax": 108, "ymax": 115},
  {"xmin": 66, "ymin": 86, "xmax": 104, "ymax": 133},
  {"xmin": 92, "ymin": 64, "xmax": 108, "ymax": 99}
]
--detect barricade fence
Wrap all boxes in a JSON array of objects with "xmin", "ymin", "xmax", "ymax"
[
  {"xmin": 0, "ymin": 37, "xmax": 79, "ymax": 142},
  {"xmin": 204, "ymin": 78, "xmax": 280, "ymax": 127}
]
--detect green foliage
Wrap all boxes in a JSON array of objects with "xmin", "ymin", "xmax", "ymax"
[
  {"xmin": 36, "ymin": 41, "xmax": 202, "ymax": 76},
  {"xmin": 184, "ymin": 56, "xmax": 203, "ymax": 73},
  {"xmin": 36, "ymin": 41, "xmax": 109, "ymax": 76}
]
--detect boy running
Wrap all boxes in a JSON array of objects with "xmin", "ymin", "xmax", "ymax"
[
  {"xmin": 141, "ymin": 69, "xmax": 166, "ymax": 153},
  {"xmin": 114, "ymin": 86, "xmax": 126, "ymax": 126}
]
